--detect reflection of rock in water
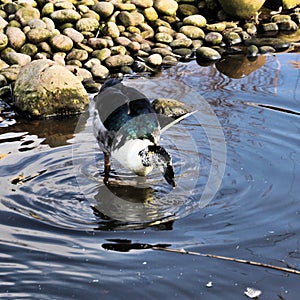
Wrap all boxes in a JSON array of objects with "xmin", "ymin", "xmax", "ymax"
[
  {"xmin": 93, "ymin": 183, "xmax": 172, "ymax": 224},
  {"xmin": 216, "ymin": 55, "xmax": 266, "ymax": 79}
]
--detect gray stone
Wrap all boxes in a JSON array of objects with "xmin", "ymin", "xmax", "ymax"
[
  {"xmin": 66, "ymin": 49, "xmax": 89, "ymax": 61},
  {"xmin": 196, "ymin": 46, "xmax": 221, "ymax": 61},
  {"xmin": 6, "ymin": 26, "xmax": 26, "ymax": 50},
  {"xmin": 105, "ymin": 54, "xmax": 134, "ymax": 68},
  {"xmin": 204, "ymin": 32, "xmax": 223, "ymax": 45},
  {"xmin": 5, "ymin": 52, "xmax": 31, "ymax": 66},
  {"xmin": 92, "ymin": 2, "xmax": 114, "ymax": 18},
  {"xmin": 26, "ymin": 28, "xmax": 51, "ymax": 44},
  {"xmin": 76, "ymin": 17, "xmax": 99, "ymax": 32},
  {"xmin": 63, "ymin": 27, "xmax": 85, "ymax": 43},
  {"xmin": 50, "ymin": 9, "xmax": 81, "ymax": 23},
  {"xmin": 15, "ymin": 7, "xmax": 40, "ymax": 26},
  {"xmin": 27, "ymin": 18, "xmax": 46, "ymax": 29},
  {"xmin": 179, "ymin": 25, "xmax": 205, "ymax": 39},
  {"xmin": 91, "ymin": 64, "xmax": 109, "ymax": 79},
  {"xmin": 13, "ymin": 59, "xmax": 89, "ymax": 117},
  {"xmin": 50, "ymin": 34, "xmax": 74, "ymax": 51},
  {"xmin": 152, "ymin": 98, "xmax": 191, "ymax": 118}
]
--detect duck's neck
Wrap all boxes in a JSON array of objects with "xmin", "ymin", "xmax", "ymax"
[{"xmin": 111, "ymin": 139, "xmax": 154, "ymax": 176}]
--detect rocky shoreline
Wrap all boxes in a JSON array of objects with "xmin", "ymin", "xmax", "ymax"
[{"xmin": 0, "ymin": 0, "xmax": 300, "ymax": 117}]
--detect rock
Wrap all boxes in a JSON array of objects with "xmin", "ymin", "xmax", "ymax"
[
  {"xmin": 153, "ymin": 0, "xmax": 178, "ymax": 16},
  {"xmin": 42, "ymin": 2, "xmax": 54, "ymax": 15},
  {"xmin": 0, "ymin": 16, "xmax": 8, "ymax": 30},
  {"xmin": 247, "ymin": 45, "xmax": 259, "ymax": 57},
  {"xmin": 15, "ymin": 7, "xmax": 40, "ymax": 26},
  {"xmin": 0, "ymin": 65, "xmax": 21, "ymax": 82},
  {"xmin": 92, "ymin": 2, "xmax": 114, "ymax": 18},
  {"xmin": 223, "ymin": 32, "xmax": 242, "ymax": 45},
  {"xmin": 27, "ymin": 18, "xmax": 46, "ymax": 29},
  {"xmin": 244, "ymin": 37, "xmax": 291, "ymax": 50},
  {"xmin": 6, "ymin": 27, "xmax": 26, "ymax": 50},
  {"xmin": 20, "ymin": 43, "xmax": 38, "ymax": 56},
  {"xmin": 13, "ymin": 60, "xmax": 89, "ymax": 117},
  {"xmin": 0, "ymin": 33, "xmax": 8, "ymax": 51},
  {"xmin": 262, "ymin": 22, "xmax": 278, "ymax": 32},
  {"xmin": 144, "ymin": 7, "xmax": 159, "ymax": 21},
  {"xmin": 114, "ymin": 3, "xmax": 136, "ymax": 11},
  {"xmin": 88, "ymin": 38, "xmax": 108, "ymax": 49},
  {"xmin": 91, "ymin": 64, "xmax": 109, "ymax": 79},
  {"xmin": 148, "ymin": 53, "xmax": 163, "ymax": 65},
  {"xmin": 155, "ymin": 32, "xmax": 173, "ymax": 43},
  {"xmin": 102, "ymin": 22, "xmax": 120, "ymax": 38},
  {"xmin": 196, "ymin": 46, "xmax": 221, "ymax": 61},
  {"xmin": 105, "ymin": 54, "xmax": 134, "ymax": 68},
  {"xmin": 110, "ymin": 45, "xmax": 127, "ymax": 55},
  {"xmin": 118, "ymin": 11, "xmax": 145, "ymax": 26},
  {"xmin": 278, "ymin": 20, "xmax": 298, "ymax": 31},
  {"xmin": 92, "ymin": 48, "xmax": 111, "ymax": 61},
  {"xmin": 178, "ymin": 4, "xmax": 199, "ymax": 17},
  {"xmin": 115, "ymin": 36, "xmax": 131, "ymax": 46},
  {"xmin": 63, "ymin": 27, "xmax": 85, "ymax": 43},
  {"xmin": 183, "ymin": 14, "xmax": 207, "ymax": 27},
  {"xmin": 66, "ymin": 49, "xmax": 88, "ymax": 61},
  {"xmin": 206, "ymin": 23, "xmax": 227, "ymax": 32},
  {"xmin": 218, "ymin": 0, "xmax": 266, "ymax": 19},
  {"xmin": 179, "ymin": 25, "xmax": 205, "ymax": 39},
  {"xmin": 170, "ymin": 38, "xmax": 192, "ymax": 48},
  {"xmin": 26, "ymin": 28, "xmax": 51, "ymax": 44},
  {"xmin": 5, "ymin": 52, "xmax": 31, "ymax": 66},
  {"xmin": 76, "ymin": 17, "xmax": 99, "ymax": 32},
  {"xmin": 42, "ymin": 17, "xmax": 55, "ymax": 31},
  {"xmin": 132, "ymin": 0, "xmax": 153, "ymax": 8},
  {"xmin": 50, "ymin": 34, "xmax": 73, "ymax": 51},
  {"xmin": 152, "ymin": 98, "xmax": 191, "ymax": 118},
  {"xmin": 50, "ymin": 9, "xmax": 81, "ymax": 23},
  {"xmin": 205, "ymin": 32, "xmax": 223, "ymax": 45}
]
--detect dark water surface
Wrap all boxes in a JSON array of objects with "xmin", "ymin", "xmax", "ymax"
[{"xmin": 1, "ymin": 53, "xmax": 300, "ymax": 299}]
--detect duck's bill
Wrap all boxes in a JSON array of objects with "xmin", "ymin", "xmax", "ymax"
[{"xmin": 164, "ymin": 164, "xmax": 176, "ymax": 188}]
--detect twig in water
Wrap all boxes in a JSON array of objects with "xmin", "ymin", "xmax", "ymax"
[{"xmin": 152, "ymin": 246, "xmax": 300, "ymax": 275}]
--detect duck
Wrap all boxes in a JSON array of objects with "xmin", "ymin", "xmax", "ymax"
[{"xmin": 93, "ymin": 78, "xmax": 193, "ymax": 187}]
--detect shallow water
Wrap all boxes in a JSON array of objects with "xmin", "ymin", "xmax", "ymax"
[{"xmin": 1, "ymin": 53, "xmax": 300, "ymax": 299}]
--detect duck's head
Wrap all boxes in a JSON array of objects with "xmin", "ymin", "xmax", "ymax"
[{"xmin": 139, "ymin": 145, "xmax": 176, "ymax": 188}]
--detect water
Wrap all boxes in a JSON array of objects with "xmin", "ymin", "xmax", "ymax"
[{"xmin": 1, "ymin": 53, "xmax": 300, "ymax": 299}]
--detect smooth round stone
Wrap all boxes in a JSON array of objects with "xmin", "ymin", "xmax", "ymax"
[
  {"xmin": 127, "ymin": 41, "xmax": 141, "ymax": 52},
  {"xmin": 243, "ymin": 23, "xmax": 257, "ymax": 35},
  {"xmin": 179, "ymin": 25, "xmax": 205, "ymax": 39},
  {"xmin": 223, "ymin": 32, "xmax": 242, "ymax": 45},
  {"xmin": 92, "ymin": 2, "xmax": 114, "ymax": 18},
  {"xmin": 6, "ymin": 26, "xmax": 26, "ymax": 50},
  {"xmin": 131, "ymin": 0, "xmax": 153, "ymax": 8},
  {"xmin": 42, "ymin": 17, "xmax": 55, "ymax": 31},
  {"xmin": 0, "ymin": 16, "xmax": 8, "ymax": 30},
  {"xmin": 53, "ymin": 52, "xmax": 66, "ymax": 66},
  {"xmin": 15, "ymin": 7, "xmax": 40, "ymax": 26},
  {"xmin": 278, "ymin": 20, "xmax": 298, "ymax": 31},
  {"xmin": 20, "ymin": 43, "xmax": 38, "ymax": 56},
  {"xmin": 271, "ymin": 14, "xmax": 291, "ymax": 23},
  {"xmin": 76, "ymin": 18, "xmax": 99, "ymax": 32},
  {"xmin": 0, "ymin": 65, "xmax": 21, "ymax": 82},
  {"xmin": 54, "ymin": 1, "xmax": 74, "ymax": 10},
  {"xmin": 152, "ymin": 98, "xmax": 190, "ymax": 118},
  {"xmin": 5, "ymin": 52, "xmax": 31, "ymax": 66},
  {"xmin": 50, "ymin": 34, "xmax": 73, "ymax": 51},
  {"xmin": 206, "ymin": 22, "xmax": 226, "ymax": 32},
  {"xmin": 178, "ymin": 4, "xmax": 198, "ymax": 17},
  {"xmin": 82, "ymin": 11, "xmax": 100, "ymax": 21},
  {"xmin": 105, "ymin": 54, "xmax": 134, "ymax": 68},
  {"xmin": 143, "ymin": 7, "xmax": 158, "ymax": 21},
  {"xmin": 153, "ymin": 0, "xmax": 178, "ymax": 16},
  {"xmin": 205, "ymin": 32, "xmax": 223, "ymax": 45},
  {"xmin": 151, "ymin": 47, "xmax": 173, "ymax": 56},
  {"xmin": 247, "ymin": 45, "xmax": 258, "ymax": 58},
  {"xmin": 92, "ymin": 48, "xmax": 111, "ymax": 61},
  {"xmin": 127, "ymin": 26, "xmax": 141, "ymax": 34},
  {"xmin": 148, "ymin": 53, "xmax": 163, "ymax": 65},
  {"xmin": 84, "ymin": 58, "xmax": 101, "ymax": 69},
  {"xmin": 115, "ymin": 36, "xmax": 131, "ymax": 46},
  {"xmin": 259, "ymin": 45, "xmax": 276, "ymax": 54},
  {"xmin": 157, "ymin": 25, "xmax": 174, "ymax": 35},
  {"xmin": 91, "ymin": 64, "xmax": 109, "ymax": 79},
  {"xmin": 102, "ymin": 22, "xmax": 120, "ymax": 38},
  {"xmin": 114, "ymin": 3, "xmax": 136, "ymax": 11},
  {"xmin": 38, "ymin": 42, "xmax": 52, "ymax": 53},
  {"xmin": 42, "ymin": 2, "xmax": 54, "ymax": 15},
  {"xmin": 4, "ymin": 2, "xmax": 19, "ymax": 14},
  {"xmin": 66, "ymin": 49, "xmax": 88, "ymax": 61},
  {"xmin": 0, "ymin": 33, "xmax": 8, "ymax": 50},
  {"xmin": 170, "ymin": 38, "xmax": 192, "ymax": 48},
  {"xmin": 162, "ymin": 55, "xmax": 178, "ymax": 65},
  {"xmin": 88, "ymin": 38, "xmax": 108, "ymax": 49},
  {"xmin": 155, "ymin": 32, "xmax": 173, "ymax": 43},
  {"xmin": 118, "ymin": 11, "xmax": 144, "ymax": 26},
  {"xmin": 196, "ymin": 46, "xmax": 221, "ymax": 61},
  {"xmin": 172, "ymin": 48, "xmax": 193, "ymax": 57},
  {"xmin": 183, "ymin": 14, "xmax": 206, "ymax": 27},
  {"xmin": 63, "ymin": 28, "xmax": 84, "ymax": 43},
  {"xmin": 50, "ymin": 9, "xmax": 81, "ymax": 23},
  {"xmin": 26, "ymin": 28, "xmax": 51, "ymax": 43},
  {"xmin": 244, "ymin": 37, "xmax": 291, "ymax": 51},
  {"xmin": 111, "ymin": 45, "xmax": 127, "ymax": 55},
  {"xmin": 262, "ymin": 22, "xmax": 278, "ymax": 32}
]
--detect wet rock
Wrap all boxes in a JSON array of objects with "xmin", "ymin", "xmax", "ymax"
[
  {"xmin": 105, "ymin": 54, "xmax": 134, "ymax": 68},
  {"xmin": 205, "ymin": 32, "xmax": 223, "ymax": 45},
  {"xmin": 172, "ymin": 48, "xmax": 193, "ymax": 58},
  {"xmin": 259, "ymin": 45, "xmax": 276, "ymax": 53},
  {"xmin": 244, "ymin": 37, "xmax": 291, "ymax": 51},
  {"xmin": 152, "ymin": 47, "xmax": 173, "ymax": 56},
  {"xmin": 50, "ymin": 34, "xmax": 74, "ymax": 52},
  {"xmin": 76, "ymin": 17, "xmax": 99, "ymax": 32},
  {"xmin": 5, "ymin": 52, "xmax": 31, "ymax": 66},
  {"xmin": 92, "ymin": 2, "xmax": 114, "ymax": 18},
  {"xmin": 26, "ymin": 28, "xmax": 51, "ymax": 44},
  {"xmin": 153, "ymin": 0, "xmax": 178, "ymax": 16},
  {"xmin": 247, "ymin": 45, "xmax": 259, "ymax": 58},
  {"xmin": 0, "ymin": 33, "xmax": 8, "ymax": 51},
  {"xmin": 15, "ymin": 6, "xmax": 40, "ymax": 26},
  {"xmin": 196, "ymin": 46, "xmax": 221, "ymax": 61},
  {"xmin": 148, "ymin": 53, "xmax": 163, "ymax": 65},
  {"xmin": 152, "ymin": 98, "xmax": 191, "ymax": 118},
  {"xmin": 244, "ymin": 23, "xmax": 257, "ymax": 35},
  {"xmin": 179, "ymin": 25, "xmax": 205, "ymax": 39},
  {"xmin": 278, "ymin": 20, "xmax": 298, "ymax": 31},
  {"xmin": 271, "ymin": 14, "xmax": 291, "ymax": 23},
  {"xmin": 63, "ymin": 27, "xmax": 85, "ymax": 43},
  {"xmin": 50, "ymin": 9, "xmax": 81, "ymax": 23},
  {"xmin": 218, "ymin": 0, "xmax": 265, "ymax": 19},
  {"xmin": 6, "ymin": 27, "xmax": 26, "ymax": 50},
  {"xmin": 223, "ymin": 31, "xmax": 242, "ymax": 45},
  {"xmin": 13, "ymin": 59, "xmax": 89, "ymax": 117}
]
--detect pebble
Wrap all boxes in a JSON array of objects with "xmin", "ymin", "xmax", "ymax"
[
  {"xmin": 105, "ymin": 54, "xmax": 134, "ymax": 68},
  {"xmin": 196, "ymin": 46, "xmax": 221, "ymax": 61},
  {"xmin": 148, "ymin": 53, "xmax": 163, "ymax": 65},
  {"xmin": 179, "ymin": 25, "xmax": 205, "ymax": 39}
]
